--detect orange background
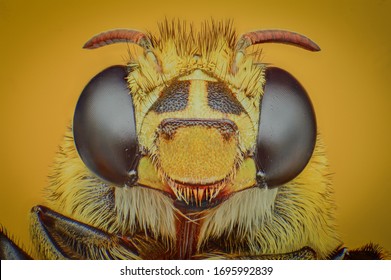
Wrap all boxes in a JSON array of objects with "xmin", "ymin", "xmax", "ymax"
[{"xmin": 0, "ymin": 0, "xmax": 390, "ymax": 254}]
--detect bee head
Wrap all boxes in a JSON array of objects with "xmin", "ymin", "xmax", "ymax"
[{"xmin": 74, "ymin": 22, "xmax": 318, "ymax": 211}]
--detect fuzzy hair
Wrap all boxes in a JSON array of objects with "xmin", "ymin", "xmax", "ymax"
[
  {"xmin": 198, "ymin": 136, "xmax": 340, "ymax": 259},
  {"xmin": 45, "ymin": 128, "xmax": 176, "ymax": 242}
]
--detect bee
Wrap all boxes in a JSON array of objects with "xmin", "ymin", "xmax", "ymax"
[{"xmin": 0, "ymin": 20, "xmax": 388, "ymax": 260}]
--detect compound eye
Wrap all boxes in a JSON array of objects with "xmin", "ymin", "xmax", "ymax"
[
  {"xmin": 255, "ymin": 67, "xmax": 317, "ymax": 188},
  {"xmin": 73, "ymin": 66, "xmax": 139, "ymax": 186}
]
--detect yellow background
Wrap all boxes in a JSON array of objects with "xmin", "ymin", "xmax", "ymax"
[{"xmin": 0, "ymin": 0, "xmax": 390, "ymax": 255}]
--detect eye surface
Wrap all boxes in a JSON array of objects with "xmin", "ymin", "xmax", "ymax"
[
  {"xmin": 256, "ymin": 67, "xmax": 317, "ymax": 187},
  {"xmin": 73, "ymin": 66, "xmax": 138, "ymax": 186}
]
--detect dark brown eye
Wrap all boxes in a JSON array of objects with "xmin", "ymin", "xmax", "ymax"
[
  {"xmin": 73, "ymin": 66, "xmax": 139, "ymax": 186},
  {"xmin": 255, "ymin": 67, "xmax": 317, "ymax": 188}
]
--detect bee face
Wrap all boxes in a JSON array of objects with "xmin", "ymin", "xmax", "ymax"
[
  {"xmin": 74, "ymin": 22, "xmax": 317, "ymax": 211},
  {"xmin": 59, "ymin": 21, "xmax": 337, "ymax": 259},
  {"xmin": 137, "ymin": 69, "xmax": 257, "ymax": 209}
]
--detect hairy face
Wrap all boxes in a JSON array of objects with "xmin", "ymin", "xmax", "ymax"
[{"xmin": 47, "ymin": 21, "xmax": 338, "ymax": 259}]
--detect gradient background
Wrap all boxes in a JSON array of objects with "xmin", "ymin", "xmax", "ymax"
[{"xmin": 0, "ymin": 0, "xmax": 390, "ymax": 255}]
